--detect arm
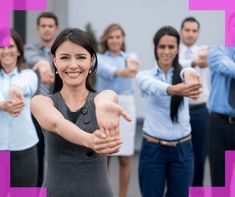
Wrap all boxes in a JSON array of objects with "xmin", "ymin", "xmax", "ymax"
[
  {"xmin": 191, "ymin": 47, "xmax": 208, "ymax": 68},
  {"xmin": 137, "ymin": 69, "xmax": 201, "ymax": 99},
  {"xmin": 24, "ymin": 45, "xmax": 54, "ymax": 84},
  {"xmin": 97, "ymin": 54, "xmax": 118, "ymax": 80},
  {"xmin": 94, "ymin": 90, "xmax": 131, "ymax": 136},
  {"xmin": 208, "ymin": 46, "xmax": 235, "ymax": 78},
  {"xmin": 97, "ymin": 54, "xmax": 137, "ymax": 79},
  {"xmin": 24, "ymin": 44, "xmax": 47, "ymax": 68},
  {"xmin": 136, "ymin": 70, "xmax": 170, "ymax": 96},
  {"xmin": 11, "ymin": 69, "xmax": 38, "ymax": 97},
  {"xmin": 31, "ymin": 95, "xmax": 122, "ymax": 154}
]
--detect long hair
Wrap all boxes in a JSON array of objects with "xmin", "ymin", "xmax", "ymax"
[
  {"xmin": 51, "ymin": 28, "xmax": 97, "ymax": 93},
  {"xmin": 99, "ymin": 23, "xmax": 126, "ymax": 54},
  {"xmin": 0, "ymin": 29, "xmax": 27, "ymax": 71},
  {"xmin": 153, "ymin": 26, "xmax": 183, "ymax": 122}
]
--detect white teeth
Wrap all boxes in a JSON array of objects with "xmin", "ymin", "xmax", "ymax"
[{"xmin": 66, "ymin": 72, "xmax": 80, "ymax": 78}]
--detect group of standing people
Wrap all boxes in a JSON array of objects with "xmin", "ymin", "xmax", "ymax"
[{"xmin": 0, "ymin": 11, "xmax": 235, "ymax": 197}]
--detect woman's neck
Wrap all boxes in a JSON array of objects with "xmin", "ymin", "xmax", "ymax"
[
  {"xmin": 60, "ymin": 86, "xmax": 89, "ymax": 112},
  {"xmin": 109, "ymin": 50, "xmax": 121, "ymax": 57},
  {"xmin": 158, "ymin": 64, "xmax": 172, "ymax": 76},
  {"xmin": 2, "ymin": 65, "xmax": 16, "ymax": 74},
  {"xmin": 41, "ymin": 40, "xmax": 53, "ymax": 48}
]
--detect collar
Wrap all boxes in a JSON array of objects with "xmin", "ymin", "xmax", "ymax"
[
  {"xmin": 105, "ymin": 51, "xmax": 125, "ymax": 57},
  {"xmin": 154, "ymin": 62, "xmax": 174, "ymax": 76},
  {"xmin": 0, "ymin": 67, "xmax": 18, "ymax": 77}
]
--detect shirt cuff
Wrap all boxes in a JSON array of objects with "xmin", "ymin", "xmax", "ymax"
[{"xmin": 180, "ymin": 67, "xmax": 196, "ymax": 81}]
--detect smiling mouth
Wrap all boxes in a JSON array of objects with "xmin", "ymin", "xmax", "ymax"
[{"xmin": 65, "ymin": 72, "xmax": 81, "ymax": 78}]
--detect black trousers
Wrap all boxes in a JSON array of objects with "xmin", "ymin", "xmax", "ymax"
[
  {"xmin": 10, "ymin": 145, "xmax": 38, "ymax": 187},
  {"xmin": 32, "ymin": 115, "xmax": 45, "ymax": 187},
  {"xmin": 208, "ymin": 114, "xmax": 235, "ymax": 186}
]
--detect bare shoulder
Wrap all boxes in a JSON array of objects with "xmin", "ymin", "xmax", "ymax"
[{"xmin": 31, "ymin": 95, "xmax": 53, "ymax": 106}]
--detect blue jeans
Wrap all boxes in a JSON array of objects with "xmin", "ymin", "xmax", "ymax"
[
  {"xmin": 138, "ymin": 138, "xmax": 194, "ymax": 197},
  {"xmin": 190, "ymin": 105, "xmax": 209, "ymax": 186}
]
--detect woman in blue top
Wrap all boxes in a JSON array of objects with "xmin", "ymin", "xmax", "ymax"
[
  {"xmin": 137, "ymin": 26, "xmax": 201, "ymax": 197},
  {"xmin": 96, "ymin": 23, "xmax": 139, "ymax": 197},
  {"xmin": 0, "ymin": 29, "xmax": 38, "ymax": 186}
]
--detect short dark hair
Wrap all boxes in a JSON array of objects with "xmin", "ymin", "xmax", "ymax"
[
  {"xmin": 51, "ymin": 28, "xmax": 97, "ymax": 93},
  {"xmin": 180, "ymin": 16, "xmax": 200, "ymax": 30},
  {"xmin": 37, "ymin": 11, "xmax": 58, "ymax": 27}
]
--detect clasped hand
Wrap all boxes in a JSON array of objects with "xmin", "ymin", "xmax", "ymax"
[
  {"xmin": 91, "ymin": 99, "xmax": 131, "ymax": 155},
  {"xmin": 0, "ymin": 86, "xmax": 25, "ymax": 117}
]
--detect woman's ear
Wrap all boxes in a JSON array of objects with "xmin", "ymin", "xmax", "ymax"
[
  {"xmin": 52, "ymin": 55, "xmax": 57, "ymax": 67},
  {"xmin": 91, "ymin": 54, "xmax": 96, "ymax": 67}
]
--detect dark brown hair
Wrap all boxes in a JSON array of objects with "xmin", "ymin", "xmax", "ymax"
[
  {"xmin": 37, "ymin": 11, "xmax": 58, "ymax": 27},
  {"xmin": 51, "ymin": 28, "xmax": 97, "ymax": 93},
  {"xmin": 153, "ymin": 26, "xmax": 183, "ymax": 123},
  {"xmin": 0, "ymin": 29, "xmax": 27, "ymax": 71}
]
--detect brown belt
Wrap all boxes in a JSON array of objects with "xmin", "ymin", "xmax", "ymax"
[
  {"xmin": 210, "ymin": 112, "xmax": 235, "ymax": 124},
  {"xmin": 143, "ymin": 134, "xmax": 191, "ymax": 147}
]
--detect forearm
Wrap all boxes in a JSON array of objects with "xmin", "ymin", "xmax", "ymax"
[
  {"xmin": 137, "ymin": 71, "xmax": 169, "ymax": 96},
  {"xmin": 54, "ymin": 117, "xmax": 92, "ymax": 148},
  {"xmin": 94, "ymin": 90, "xmax": 118, "ymax": 104},
  {"xmin": 31, "ymin": 95, "xmax": 92, "ymax": 148},
  {"xmin": 208, "ymin": 47, "xmax": 235, "ymax": 78},
  {"xmin": 12, "ymin": 70, "xmax": 38, "ymax": 96}
]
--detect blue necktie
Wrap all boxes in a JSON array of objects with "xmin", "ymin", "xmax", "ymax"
[{"xmin": 229, "ymin": 78, "xmax": 235, "ymax": 108}]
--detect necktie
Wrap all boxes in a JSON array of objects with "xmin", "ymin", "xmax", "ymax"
[
  {"xmin": 229, "ymin": 78, "xmax": 235, "ymax": 108},
  {"xmin": 184, "ymin": 48, "xmax": 193, "ymax": 60}
]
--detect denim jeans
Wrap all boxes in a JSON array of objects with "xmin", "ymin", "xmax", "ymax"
[
  {"xmin": 138, "ymin": 138, "xmax": 194, "ymax": 197},
  {"xmin": 190, "ymin": 105, "xmax": 209, "ymax": 186}
]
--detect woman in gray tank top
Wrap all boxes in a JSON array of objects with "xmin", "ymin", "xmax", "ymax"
[{"xmin": 31, "ymin": 28, "xmax": 131, "ymax": 197}]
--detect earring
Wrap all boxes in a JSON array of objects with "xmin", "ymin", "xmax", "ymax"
[
  {"xmin": 89, "ymin": 70, "xmax": 92, "ymax": 74},
  {"xmin": 55, "ymin": 71, "xmax": 58, "ymax": 74}
]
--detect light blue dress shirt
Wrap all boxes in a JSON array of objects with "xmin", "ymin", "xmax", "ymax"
[
  {"xmin": 96, "ymin": 51, "xmax": 135, "ymax": 95},
  {"xmin": 0, "ymin": 68, "xmax": 39, "ymax": 150},
  {"xmin": 24, "ymin": 43, "xmax": 53, "ymax": 96},
  {"xmin": 136, "ymin": 65, "xmax": 191, "ymax": 141},
  {"xmin": 207, "ymin": 46, "xmax": 235, "ymax": 116}
]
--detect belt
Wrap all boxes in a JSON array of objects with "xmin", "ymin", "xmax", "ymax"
[
  {"xmin": 143, "ymin": 134, "xmax": 191, "ymax": 147},
  {"xmin": 211, "ymin": 112, "xmax": 235, "ymax": 124},
  {"xmin": 189, "ymin": 103, "xmax": 206, "ymax": 110}
]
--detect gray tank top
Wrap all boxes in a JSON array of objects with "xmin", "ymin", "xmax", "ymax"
[{"xmin": 42, "ymin": 91, "xmax": 114, "ymax": 197}]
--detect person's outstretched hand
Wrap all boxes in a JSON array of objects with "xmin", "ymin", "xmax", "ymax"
[{"xmin": 95, "ymin": 99, "xmax": 131, "ymax": 137}]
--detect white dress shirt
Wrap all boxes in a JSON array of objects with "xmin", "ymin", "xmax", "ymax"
[{"xmin": 179, "ymin": 43, "xmax": 210, "ymax": 105}]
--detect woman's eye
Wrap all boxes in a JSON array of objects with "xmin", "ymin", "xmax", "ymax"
[
  {"xmin": 77, "ymin": 56, "xmax": 86, "ymax": 60},
  {"xmin": 61, "ymin": 56, "xmax": 69, "ymax": 60}
]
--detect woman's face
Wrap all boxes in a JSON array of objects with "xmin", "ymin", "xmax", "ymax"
[
  {"xmin": 156, "ymin": 35, "xmax": 178, "ymax": 69},
  {"xmin": 107, "ymin": 29, "xmax": 124, "ymax": 54},
  {"xmin": 53, "ymin": 40, "xmax": 93, "ymax": 88},
  {"xmin": 0, "ymin": 37, "xmax": 19, "ymax": 73}
]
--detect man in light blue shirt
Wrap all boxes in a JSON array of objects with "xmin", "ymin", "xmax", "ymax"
[
  {"xmin": 24, "ymin": 11, "xmax": 58, "ymax": 186},
  {"xmin": 207, "ymin": 46, "xmax": 235, "ymax": 187}
]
